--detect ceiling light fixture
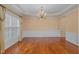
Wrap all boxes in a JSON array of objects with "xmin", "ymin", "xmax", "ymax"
[{"xmin": 38, "ymin": 6, "xmax": 47, "ymax": 19}]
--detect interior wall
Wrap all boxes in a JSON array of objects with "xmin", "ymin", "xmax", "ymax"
[
  {"xmin": 58, "ymin": 17, "xmax": 66, "ymax": 37},
  {"xmin": 22, "ymin": 16, "xmax": 60, "ymax": 37},
  {"xmin": 0, "ymin": 21, "xmax": 2, "ymax": 53},
  {"xmin": 60, "ymin": 6, "xmax": 78, "ymax": 46},
  {"xmin": 78, "ymin": 6, "xmax": 79, "ymax": 46},
  {"xmin": 0, "ymin": 20, "xmax": 4, "ymax": 53}
]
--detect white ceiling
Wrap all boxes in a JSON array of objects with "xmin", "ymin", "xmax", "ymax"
[{"xmin": 3, "ymin": 4, "xmax": 76, "ymax": 16}]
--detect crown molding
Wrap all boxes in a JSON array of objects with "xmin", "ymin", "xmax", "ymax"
[
  {"xmin": 59, "ymin": 5, "xmax": 77, "ymax": 17},
  {"xmin": 2, "ymin": 4, "xmax": 78, "ymax": 17},
  {"xmin": 15, "ymin": 4, "xmax": 76, "ymax": 17}
]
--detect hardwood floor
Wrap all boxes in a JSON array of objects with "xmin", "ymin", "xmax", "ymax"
[{"xmin": 4, "ymin": 37, "xmax": 79, "ymax": 54}]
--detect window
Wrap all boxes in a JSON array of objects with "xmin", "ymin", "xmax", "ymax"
[{"xmin": 4, "ymin": 10, "xmax": 20, "ymax": 49}]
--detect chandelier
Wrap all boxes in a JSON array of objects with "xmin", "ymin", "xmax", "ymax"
[{"xmin": 38, "ymin": 6, "xmax": 47, "ymax": 19}]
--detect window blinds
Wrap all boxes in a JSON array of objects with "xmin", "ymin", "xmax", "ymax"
[{"xmin": 4, "ymin": 9, "xmax": 21, "ymax": 49}]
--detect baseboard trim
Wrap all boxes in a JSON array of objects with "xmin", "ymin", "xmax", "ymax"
[
  {"xmin": 66, "ymin": 40, "xmax": 79, "ymax": 47},
  {"xmin": 4, "ymin": 41, "xmax": 19, "ymax": 53}
]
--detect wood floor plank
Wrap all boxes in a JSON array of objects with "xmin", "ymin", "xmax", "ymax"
[{"xmin": 4, "ymin": 37, "xmax": 79, "ymax": 54}]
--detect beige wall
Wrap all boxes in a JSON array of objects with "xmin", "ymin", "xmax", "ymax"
[
  {"xmin": 22, "ymin": 16, "xmax": 61, "ymax": 37},
  {"xmin": 78, "ymin": 8, "xmax": 79, "ymax": 33},
  {"xmin": 78, "ymin": 6, "xmax": 79, "ymax": 45},
  {"xmin": 22, "ymin": 16, "xmax": 59, "ymax": 31},
  {"xmin": 0, "ymin": 20, "xmax": 4, "ymax": 53},
  {"xmin": 78, "ymin": 7, "xmax": 79, "ymax": 33},
  {"xmin": 58, "ymin": 17, "xmax": 66, "ymax": 37},
  {"xmin": 0, "ymin": 21, "xmax": 1, "ymax": 53},
  {"xmin": 60, "ymin": 7, "xmax": 78, "ymax": 33}
]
